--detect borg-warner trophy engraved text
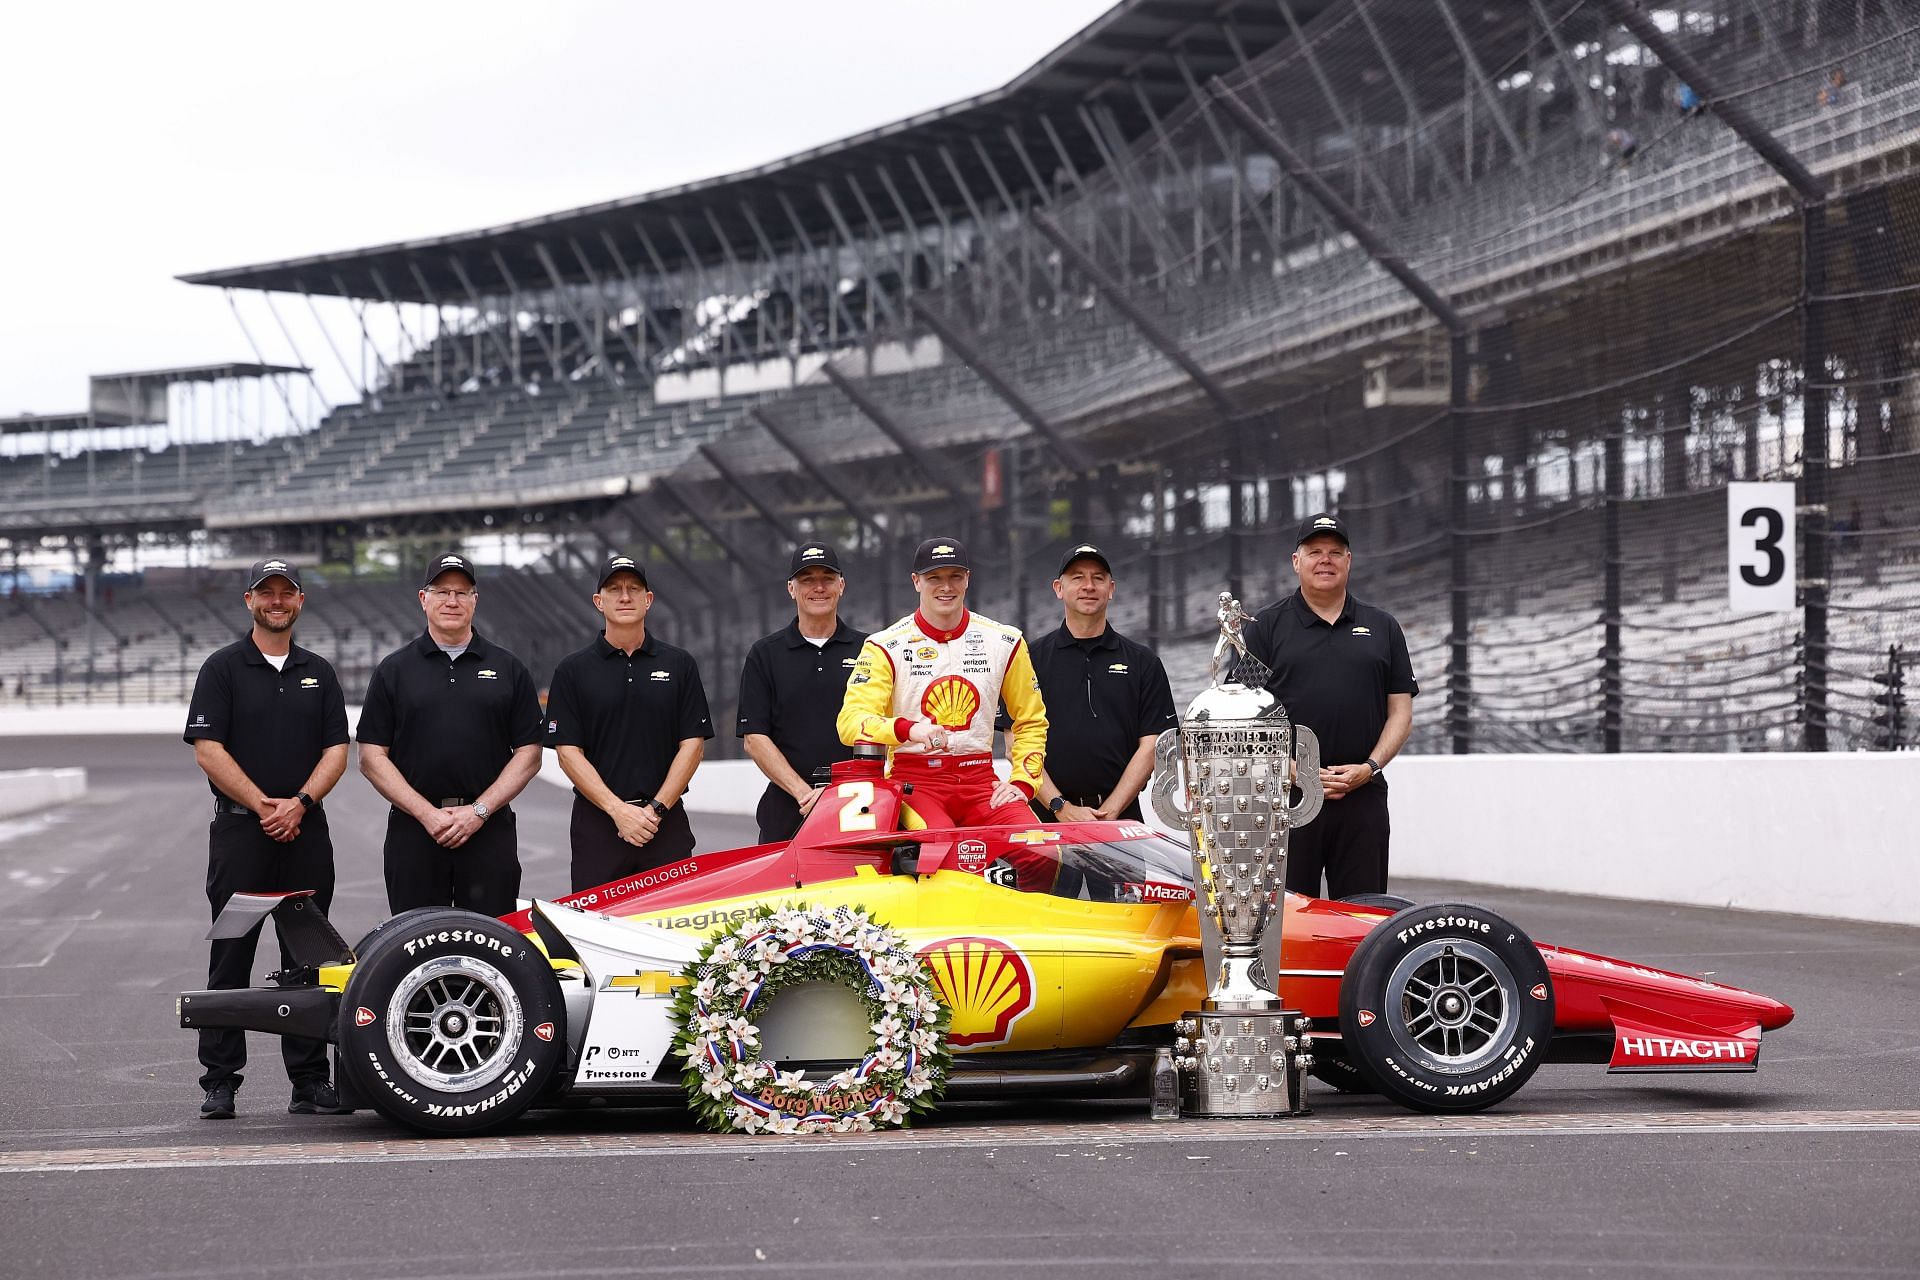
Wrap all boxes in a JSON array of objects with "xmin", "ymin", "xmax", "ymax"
[{"xmin": 1150, "ymin": 592, "xmax": 1322, "ymax": 1117}]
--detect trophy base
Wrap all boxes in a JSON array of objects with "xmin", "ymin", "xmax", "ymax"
[{"xmin": 1173, "ymin": 1009, "xmax": 1312, "ymax": 1119}]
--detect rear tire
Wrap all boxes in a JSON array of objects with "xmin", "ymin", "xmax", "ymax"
[
  {"xmin": 1336, "ymin": 902, "xmax": 1553, "ymax": 1113},
  {"xmin": 336, "ymin": 909, "xmax": 564, "ymax": 1136}
]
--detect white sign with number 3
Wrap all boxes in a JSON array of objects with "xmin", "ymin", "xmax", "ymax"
[{"xmin": 1727, "ymin": 481, "xmax": 1796, "ymax": 612}]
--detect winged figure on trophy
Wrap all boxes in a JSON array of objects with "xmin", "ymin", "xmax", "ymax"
[{"xmin": 1149, "ymin": 591, "xmax": 1323, "ymax": 1117}]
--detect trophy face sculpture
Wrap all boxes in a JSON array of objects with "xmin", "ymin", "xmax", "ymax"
[{"xmin": 1150, "ymin": 592, "xmax": 1322, "ymax": 1117}]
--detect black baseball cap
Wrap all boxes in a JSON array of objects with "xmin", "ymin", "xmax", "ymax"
[
  {"xmin": 1295, "ymin": 513, "xmax": 1351, "ymax": 548},
  {"xmin": 912, "ymin": 537, "xmax": 969, "ymax": 573},
  {"xmin": 246, "ymin": 557, "xmax": 301, "ymax": 592},
  {"xmin": 598, "ymin": 553, "xmax": 649, "ymax": 591},
  {"xmin": 1056, "ymin": 542, "xmax": 1112, "ymax": 577},
  {"xmin": 423, "ymin": 552, "xmax": 478, "ymax": 587},
  {"xmin": 788, "ymin": 541, "xmax": 842, "ymax": 578}
]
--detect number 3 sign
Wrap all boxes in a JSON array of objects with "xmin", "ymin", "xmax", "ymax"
[{"xmin": 1727, "ymin": 482, "xmax": 1796, "ymax": 612}]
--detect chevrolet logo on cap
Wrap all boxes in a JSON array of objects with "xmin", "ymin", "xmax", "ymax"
[
  {"xmin": 1315, "ymin": 517, "xmax": 1337, "ymax": 528},
  {"xmin": 441, "ymin": 555, "xmax": 463, "ymax": 566},
  {"xmin": 803, "ymin": 548, "xmax": 823, "ymax": 558},
  {"xmin": 611, "ymin": 557, "xmax": 634, "ymax": 567},
  {"xmin": 933, "ymin": 544, "xmax": 954, "ymax": 555},
  {"xmin": 1074, "ymin": 544, "xmax": 1096, "ymax": 554},
  {"xmin": 264, "ymin": 559, "xmax": 286, "ymax": 571}
]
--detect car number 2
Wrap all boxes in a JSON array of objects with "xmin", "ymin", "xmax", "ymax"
[{"xmin": 836, "ymin": 780, "xmax": 877, "ymax": 831}]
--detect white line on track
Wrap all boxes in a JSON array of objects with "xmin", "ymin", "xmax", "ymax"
[{"xmin": 6, "ymin": 1108, "xmax": 1918, "ymax": 1174}]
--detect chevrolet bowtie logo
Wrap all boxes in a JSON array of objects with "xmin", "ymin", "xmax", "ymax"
[
  {"xmin": 932, "ymin": 544, "xmax": 954, "ymax": 555},
  {"xmin": 804, "ymin": 549, "xmax": 823, "ymax": 557},
  {"xmin": 1008, "ymin": 830, "xmax": 1061, "ymax": 844},
  {"xmin": 1315, "ymin": 518, "xmax": 1336, "ymax": 528},
  {"xmin": 611, "ymin": 557, "xmax": 634, "ymax": 567},
  {"xmin": 263, "ymin": 559, "xmax": 286, "ymax": 571},
  {"xmin": 441, "ymin": 555, "xmax": 462, "ymax": 565},
  {"xmin": 1074, "ymin": 545, "xmax": 1096, "ymax": 554}
]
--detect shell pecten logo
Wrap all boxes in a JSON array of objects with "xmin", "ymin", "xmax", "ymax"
[
  {"xmin": 918, "ymin": 936, "xmax": 1034, "ymax": 1049},
  {"xmin": 920, "ymin": 674, "xmax": 980, "ymax": 729}
]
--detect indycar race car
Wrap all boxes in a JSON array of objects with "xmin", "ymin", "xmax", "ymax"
[{"xmin": 180, "ymin": 748, "xmax": 1794, "ymax": 1135}]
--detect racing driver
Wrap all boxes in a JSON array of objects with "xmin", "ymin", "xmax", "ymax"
[{"xmin": 836, "ymin": 538, "xmax": 1050, "ymax": 880}]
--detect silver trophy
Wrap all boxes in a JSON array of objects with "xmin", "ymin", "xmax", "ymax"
[{"xmin": 1150, "ymin": 592, "xmax": 1322, "ymax": 1117}]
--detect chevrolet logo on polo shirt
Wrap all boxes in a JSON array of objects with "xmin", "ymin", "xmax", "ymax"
[
  {"xmin": 1107, "ymin": 662, "xmax": 1129, "ymax": 674},
  {"xmin": 651, "ymin": 670, "xmax": 671, "ymax": 681},
  {"xmin": 299, "ymin": 676, "xmax": 319, "ymax": 688},
  {"xmin": 477, "ymin": 668, "xmax": 499, "ymax": 679},
  {"xmin": 841, "ymin": 656, "xmax": 857, "ymax": 668},
  {"xmin": 1351, "ymin": 626, "xmax": 1372, "ymax": 637}
]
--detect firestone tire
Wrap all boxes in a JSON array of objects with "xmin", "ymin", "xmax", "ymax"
[
  {"xmin": 336, "ymin": 909, "xmax": 565, "ymax": 1136},
  {"xmin": 1336, "ymin": 901, "xmax": 1554, "ymax": 1113},
  {"xmin": 1307, "ymin": 1049, "xmax": 1377, "ymax": 1095}
]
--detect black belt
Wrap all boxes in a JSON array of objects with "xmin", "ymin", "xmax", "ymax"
[{"xmin": 216, "ymin": 800, "xmax": 321, "ymax": 817}]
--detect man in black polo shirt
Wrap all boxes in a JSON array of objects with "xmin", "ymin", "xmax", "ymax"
[
  {"xmin": 737, "ymin": 541, "xmax": 866, "ymax": 843},
  {"xmin": 183, "ymin": 557, "xmax": 350, "ymax": 1120},
  {"xmin": 1029, "ymin": 543, "xmax": 1178, "ymax": 823},
  {"xmin": 358, "ymin": 553, "xmax": 544, "ymax": 918},
  {"xmin": 1243, "ymin": 513, "xmax": 1416, "ymax": 899},
  {"xmin": 546, "ymin": 553, "xmax": 713, "ymax": 891}
]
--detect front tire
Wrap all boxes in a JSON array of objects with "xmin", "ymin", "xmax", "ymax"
[
  {"xmin": 337, "ymin": 909, "xmax": 564, "ymax": 1135},
  {"xmin": 1336, "ymin": 902, "xmax": 1553, "ymax": 1113}
]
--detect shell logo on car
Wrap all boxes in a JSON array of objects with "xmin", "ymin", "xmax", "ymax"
[
  {"xmin": 921, "ymin": 675, "xmax": 980, "ymax": 728},
  {"xmin": 918, "ymin": 935, "xmax": 1034, "ymax": 1048}
]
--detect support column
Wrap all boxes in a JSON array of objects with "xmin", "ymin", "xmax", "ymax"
[
  {"xmin": 1602, "ymin": 422, "xmax": 1623, "ymax": 753},
  {"xmin": 1803, "ymin": 202, "xmax": 1832, "ymax": 751}
]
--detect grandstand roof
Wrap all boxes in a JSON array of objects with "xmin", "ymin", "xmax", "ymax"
[
  {"xmin": 178, "ymin": 0, "xmax": 1323, "ymax": 303},
  {"xmin": 0, "ymin": 412, "xmax": 91, "ymax": 437},
  {"xmin": 88, "ymin": 362, "xmax": 309, "ymax": 386}
]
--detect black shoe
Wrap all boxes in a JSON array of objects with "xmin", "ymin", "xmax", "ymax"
[
  {"xmin": 288, "ymin": 1079, "xmax": 352, "ymax": 1115},
  {"xmin": 200, "ymin": 1083, "xmax": 237, "ymax": 1120}
]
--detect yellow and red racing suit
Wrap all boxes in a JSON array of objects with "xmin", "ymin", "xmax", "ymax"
[{"xmin": 837, "ymin": 608, "xmax": 1049, "ymax": 837}]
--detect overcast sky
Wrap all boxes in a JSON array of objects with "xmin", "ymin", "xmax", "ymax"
[{"xmin": 0, "ymin": 1, "xmax": 1113, "ymax": 420}]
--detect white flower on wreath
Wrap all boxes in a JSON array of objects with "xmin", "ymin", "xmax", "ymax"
[
  {"xmin": 852, "ymin": 1113, "xmax": 876, "ymax": 1132},
  {"xmin": 912, "ymin": 990, "xmax": 941, "ymax": 1018},
  {"xmin": 905, "ymin": 1066, "xmax": 935, "ymax": 1097},
  {"xmin": 728, "ymin": 964, "xmax": 759, "ymax": 994},
  {"xmin": 691, "ymin": 976, "xmax": 719, "ymax": 1005},
  {"xmin": 909, "ymin": 1026, "xmax": 941, "ymax": 1054},
  {"xmin": 751, "ymin": 935, "xmax": 787, "ymax": 967},
  {"xmin": 730, "ymin": 1105, "xmax": 766, "ymax": 1134},
  {"xmin": 826, "ymin": 1067, "xmax": 859, "ymax": 1091},
  {"xmin": 773, "ymin": 1068, "xmax": 811, "ymax": 1091},
  {"xmin": 725, "ymin": 1016, "xmax": 761, "ymax": 1046},
  {"xmin": 871, "ymin": 1014, "xmax": 906, "ymax": 1044},
  {"xmin": 870, "ymin": 1045, "xmax": 904, "ymax": 1072},
  {"xmin": 699, "ymin": 1069, "xmax": 734, "ymax": 1099},
  {"xmin": 822, "ymin": 914, "xmax": 861, "ymax": 946},
  {"xmin": 709, "ymin": 938, "xmax": 741, "ymax": 967},
  {"xmin": 767, "ymin": 1114, "xmax": 804, "ymax": 1136},
  {"xmin": 874, "ymin": 1095, "xmax": 909, "ymax": 1124},
  {"xmin": 731, "ymin": 1059, "xmax": 772, "ymax": 1086},
  {"xmin": 769, "ymin": 906, "xmax": 810, "ymax": 937},
  {"xmin": 693, "ymin": 1010, "xmax": 732, "ymax": 1037},
  {"xmin": 875, "ymin": 979, "xmax": 912, "ymax": 1010},
  {"xmin": 832, "ymin": 1114, "xmax": 861, "ymax": 1133}
]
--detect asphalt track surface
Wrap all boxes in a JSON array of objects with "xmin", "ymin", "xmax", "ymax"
[{"xmin": 1, "ymin": 736, "xmax": 1916, "ymax": 1279}]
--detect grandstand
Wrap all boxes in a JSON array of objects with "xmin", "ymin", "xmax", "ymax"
[{"xmin": 5, "ymin": 0, "xmax": 1918, "ymax": 756}]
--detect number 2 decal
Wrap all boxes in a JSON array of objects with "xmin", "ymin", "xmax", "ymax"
[{"xmin": 836, "ymin": 780, "xmax": 876, "ymax": 831}]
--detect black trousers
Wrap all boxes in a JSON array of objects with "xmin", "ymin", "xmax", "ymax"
[
  {"xmin": 383, "ymin": 807, "xmax": 520, "ymax": 919},
  {"xmin": 201, "ymin": 808, "xmax": 335, "ymax": 1091},
  {"xmin": 1029, "ymin": 791, "xmax": 1145, "ymax": 824},
  {"xmin": 570, "ymin": 794, "xmax": 697, "ymax": 892},
  {"xmin": 754, "ymin": 785, "xmax": 803, "ymax": 846},
  {"xmin": 1284, "ymin": 782, "xmax": 1390, "ymax": 900}
]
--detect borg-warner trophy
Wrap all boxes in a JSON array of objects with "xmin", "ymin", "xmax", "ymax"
[{"xmin": 1150, "ymin": 592, "xmax": 1323, "ymax": 1118}]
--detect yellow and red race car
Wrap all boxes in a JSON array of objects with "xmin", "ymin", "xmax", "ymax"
[{"xmin": 181, "ymin": 750, "xmax": 1793, "ymax": 1135}]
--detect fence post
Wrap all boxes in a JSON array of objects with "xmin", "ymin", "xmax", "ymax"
[
  {"xmin": 1603, "ymin": 426, "xmax": 1623, "ymax": 752},
  {"xmin": 1802, "ymin": 201, "xmax": 1831, "ymax": 750},
  {"xmin": 1448, "ymin": 330, "xmax": 1473, "ymax": 754}
]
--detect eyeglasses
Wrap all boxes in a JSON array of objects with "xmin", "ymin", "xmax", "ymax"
[{"xmin": 425, "ymin": 588, "xmax": 477, "ymax": 602}]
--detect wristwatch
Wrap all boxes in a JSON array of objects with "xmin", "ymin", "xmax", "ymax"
[
  {"xmin": 1364, "ymin": 758, "xmax": 1383, "ymax": 779},
  {"xmin": 472, "ymin": 800, "xmax": 491, "ymax": 820},
  {"xmin": 644, "ymin": 798, "xmax": 670, "ymax": 817},
  {"xmin": 1047, "ymin": 796, "xmax": 1066, "ymax": 815},
  {"xmin": 295, "ymin": 792, "xmax": 315, "ymax": 810}
]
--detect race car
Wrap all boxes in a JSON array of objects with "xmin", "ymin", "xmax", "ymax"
[{"xmin": 180, "ymin": 747, "xmax": 1794, "ymax": 1135}]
